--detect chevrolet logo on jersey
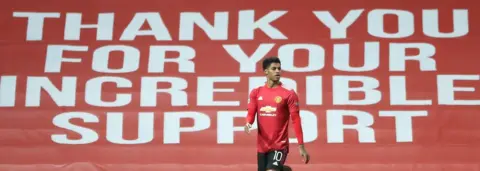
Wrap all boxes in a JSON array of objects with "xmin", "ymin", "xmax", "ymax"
[
  {"xmin": 259, "ymin": 106, "xmax": 277, "ymax": 116},
  {"xmin": 259, "ymin": 106, "xmax": 276, "ymax": 113}
]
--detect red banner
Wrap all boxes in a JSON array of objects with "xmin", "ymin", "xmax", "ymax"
[{"xmin": 1, "ymin": 0, "xmax": 479, "ymax": 170}]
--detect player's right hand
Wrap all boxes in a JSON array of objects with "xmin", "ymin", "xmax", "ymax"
[
  {"xmin": 244, "ymin": 123, "xmax": 252, "ymax": 134},
  {"xmin": 298, "ymin": 145, "xmax": 310, "ymax": 164}
]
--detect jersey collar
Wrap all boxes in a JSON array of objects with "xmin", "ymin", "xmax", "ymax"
[{"xmin": 264, "ymin": 81, "xmax": 282, "ymax": 89}]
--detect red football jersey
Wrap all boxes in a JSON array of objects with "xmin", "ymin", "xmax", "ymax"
[{"xmin": 246, "ymin": 82, "xmax": 304, "ymax": 153}]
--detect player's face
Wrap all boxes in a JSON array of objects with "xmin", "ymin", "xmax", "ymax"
[{"xmin": 264, "ymin": 63, "xmax": 281, "ymax": 81}]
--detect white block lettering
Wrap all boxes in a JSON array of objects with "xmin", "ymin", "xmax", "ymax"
[
  {"xmin": 13, "ymin": 12, "xmax": 61, "ymax": 41},
  {"xmin": 179, "ymin": 12, "xmax": 229, "ymax": 40},
  {"xmin": 141, "ymin": 77, "xmax": 188, "ymax": 107},
  {"xmin": 306, "ymin": 76, "xmax": 322, "ymax": 105},
  {"xmin": 92, "ymin": 45, "xmax": 140, "ymax": 73},
  {"xmin": 120, "ymin": 13, "xmax": 172, "ymax": 41},
  {"xmin": 438, "ymin": 75, "xmax": 480, "ymax": 105},
  {"xmin": 198, "ymin": 77, "xmax": 241, "ymax": 106},
  {"xmin": 313, "ymin": 10, "xmax": 363, "ymax": 39},
  {"xmin": 327, "ymin": 110, "xmax": 375, "ymax": 143},
  {"xmin": 389, "ymin": 43, "xmax": 437, "ymax": 71},
  {"xmin": 289, "ymin": 110, "xmax": 318, "ymax": 143},
  {"xmin": 390, "ymin": 76, "xmax": 432, "ymax": 105},
  {"xmin": 279, "ymin": 44, "xmax": 325, "ymax": 72},
  {"xmin": 0, "ymin": 76, "xmax": 16, "ymax": 107},
  {"xmin": 368, "ymin": 10, "xmax": 414, "ymax": 38},
  {"xmin": 148, "ymin": 46, "xmax": 196, "ymax": 73},
  {"xmin": 64, "ymin": 13, "xmax": 114, "ymax": 40},
  {"xmin": 163, "ymin": 112, "xmax": 210, "ymax": 144},
  {"xmin": 379, "ymin": 110, "xmax": 428, "ymax": 142},
  {"xmin": 217, "ymin": 111, "xmax": 257, "ymax": 144},
  {"xmin": 333, "ymin": 42, "xmax": 380, "ymax": 72},
  {"xmin": 85, "ymin": 77, "xmax": 132, "ymax": 107},
  {"xmin": 224, "ymin": 44, "xmax": 275, "ymax": 73},
  {"xmin": 333, "ymin": 76, "xmax": 381, "ymax": 105},
  {"xmin": 423, "ymin": 9, "xmax": 469, "ymax": 38},
  {"xmin": 106, "ymin": 112, "xmax": 154, "ymax": 144},
  {"xmin": 238, "ymin": 10, "xmax": 288, "ymax": 40},
  {"xmin": 44, "ymin": 45, "xmax": 88, "ymax": 73},
  {"xmin": 26, "ymin": 77, "xmax": 77, "ymax": 107},
  {"xmin": 51, "ymin": 112, "xmax": 99, "ymax": 144}
]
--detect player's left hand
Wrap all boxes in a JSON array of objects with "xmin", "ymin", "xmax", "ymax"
[
  {"xmin": 298, "ymin": 145, "xmax": 310, "ymax": 164},
  {"xmin": 244, "ymin": 123, "xmax": 252, "ymax": 134}
]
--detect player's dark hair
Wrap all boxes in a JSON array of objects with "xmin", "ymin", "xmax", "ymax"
[{"xmin": 262, "ymin": 57, "xmax": 281, "ymax": 70}]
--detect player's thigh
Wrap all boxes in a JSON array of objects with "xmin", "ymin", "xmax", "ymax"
[
  {"xmin": 265, "ymin": 149, "xmax": 288, "ymax": 170},
  {"xmin": 257, "ymin": 152, "xmax": 268, "ymax": 171}
]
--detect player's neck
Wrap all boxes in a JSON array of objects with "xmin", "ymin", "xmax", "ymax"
[{"xmin": 266, "ymin": 80, "xmax": 280, "ymax": 88}]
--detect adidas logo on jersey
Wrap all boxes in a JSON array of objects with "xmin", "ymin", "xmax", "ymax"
[{"xmin": 258, "ymin": 96, "xmax": 263, "ymax": 100}]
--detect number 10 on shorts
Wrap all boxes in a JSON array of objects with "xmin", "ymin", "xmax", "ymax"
[{"xmin": 273, "ymin": 151, "xmax": 283, "ymax": 162}]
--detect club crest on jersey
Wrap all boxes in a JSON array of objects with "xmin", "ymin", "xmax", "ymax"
[{"xmin": 274, "ymin": 96, "xmax": 282, "ymax": 103}]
